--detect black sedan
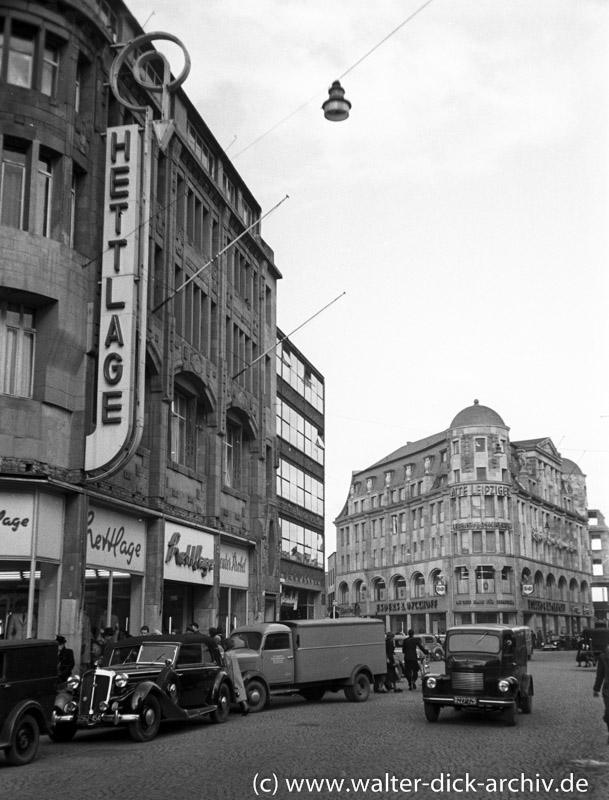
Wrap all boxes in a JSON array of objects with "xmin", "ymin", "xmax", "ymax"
[{"xmin": 51, "ymin": 633, "xmax": 234, "ymax": 743}]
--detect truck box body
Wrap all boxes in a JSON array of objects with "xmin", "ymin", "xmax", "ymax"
[{"xmin": 285, "ymin": 619, "xmax": 386, "ymax": 684}]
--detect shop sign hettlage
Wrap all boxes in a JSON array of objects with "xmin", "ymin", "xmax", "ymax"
[
  {"xmin": 0, "ymin": 492, "xmax": 34, "ymax": 556},
  {"xmin": 86, "ymin": 505, "xmax": 146, "ymax": 573},
  {"xmin": 163, "ymin": 523, "xmax": 215, "ymax": 585}
]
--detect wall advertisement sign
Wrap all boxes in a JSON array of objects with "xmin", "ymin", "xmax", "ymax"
[
  {"xmin": 163, "ymin": 522, "xmax": 215, "ymax": 585},
  {"xmin": 86, "ymin": 504, "xmax": 146, "ymax": 573},
  {"xmin": 85, "ymin": 124, "xmax": 144, "ymax": 475}
]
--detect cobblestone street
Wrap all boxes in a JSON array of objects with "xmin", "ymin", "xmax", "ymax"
[{"xmin": 1, "ymin": 651, "xmax": 608, "ymax": 800}]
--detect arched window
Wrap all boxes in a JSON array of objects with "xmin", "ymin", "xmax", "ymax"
[{"xmin": 412, "ymin": 573, "xmax": 425, "ymax": 599}]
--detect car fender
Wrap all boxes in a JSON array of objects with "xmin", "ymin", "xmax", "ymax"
[
  {"xmin": 130, "ymin": 680, "xmax": 163, "ymax": 712},
  {"xmin": 53, "ymin": 687, "xmax": 75, "ymax": 713},
  {"xmin": 212, "ymin": 669, "xmax": 235, "ymax": 702},
  {"xmin": 0, "ymin": 699, "xmax": 51, "ymax": 748},
  {"xmin": 522, "ymin": 674, "xmax": 534, "ymax": 697}
]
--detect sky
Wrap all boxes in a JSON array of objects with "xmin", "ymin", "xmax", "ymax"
[{"xmin": 126, "ymin": 0, "xmax": 609, "ymax": 558}]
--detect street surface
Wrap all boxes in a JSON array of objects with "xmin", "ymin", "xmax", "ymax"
[{"xmin": 1, "ymin": 651, "xmax": 608, "ymax": 800}]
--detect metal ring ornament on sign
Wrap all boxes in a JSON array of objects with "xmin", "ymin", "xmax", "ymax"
[{"xmin": 109, "ymin": 31, "xmax": 191, "ymax": 114}]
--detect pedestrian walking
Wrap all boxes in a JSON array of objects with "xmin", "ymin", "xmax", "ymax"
[
  {"xmin": 401, "ymin": 629, "xmax": 429, "ymax": 691},
  {"xmin": 383, "ymin": 632, "xmax": 403, "ymax": 692}
]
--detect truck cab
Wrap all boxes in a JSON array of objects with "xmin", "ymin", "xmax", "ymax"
[{"xmin": 422, "ymin": 623, "xmax": 533, "ymax": 726}]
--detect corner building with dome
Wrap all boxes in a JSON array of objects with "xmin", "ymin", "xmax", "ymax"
[{"xmin": 333, "ymin": 401, "xmax": 592, "ymax": 642}]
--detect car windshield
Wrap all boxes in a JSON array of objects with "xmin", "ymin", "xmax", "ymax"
[
  {"xmin": 447, "ymin": 632, "xmax": 501, "ymax": 655},
  {"xmin": 108, "ymin": 643, "xmax": 179, "ymax": 665},
  {"xmin": 231, "ymin": 632, "xmax": 262, "ymax": 650}
]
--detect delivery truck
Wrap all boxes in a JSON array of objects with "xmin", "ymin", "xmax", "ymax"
[{"xmin": 230, "ymin": 618, "xmax": 387, "ymax": 712}]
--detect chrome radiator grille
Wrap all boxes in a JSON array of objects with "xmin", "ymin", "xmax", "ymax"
[
  {"xmin": 79, "ymin": 671, "xmax": 112, "ymax": 714},
  {"xmin": 452, "ymin": 672, "xmax": 484, "ymax": 693}
]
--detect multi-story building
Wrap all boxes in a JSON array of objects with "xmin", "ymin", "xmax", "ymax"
[
  {"xmin": 334, "ymin": 400, "xmax": 593, "ymax": 643},
  {"xmin": 276, "ymin": 331, "xmax": 325, "ymax": 618},
  {"xmin": 589, "ymin": 509, "xmax": 609, "ymax": 626},
  {"xmin": 0, "ymin": 0, "xmax": 287, "ymax": 656}
]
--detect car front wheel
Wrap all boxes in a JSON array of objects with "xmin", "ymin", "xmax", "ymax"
[
  {"xmin": 6, "ymin": 714, "xmax": 40, "ymax": 766},
  {"xmin": 424, "ymin": 703, "xmax": 440, "ymax": 722},
  {"xmin": 210, "ymin": 683, "xmax": 231, "ymax": 724},
  {"xmin": 128, "ymin": 695, "xmax": 162, "ymax": 742}
]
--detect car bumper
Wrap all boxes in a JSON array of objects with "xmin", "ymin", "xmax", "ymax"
[
  {"xmin": 54, "ymin": 711, "xmax": 140, "ymax": 727},
  {"xmin": 424, "ymin": 695, "xmax": 515, "ymax": 709}
]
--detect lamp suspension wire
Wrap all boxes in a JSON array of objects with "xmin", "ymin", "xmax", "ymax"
[
  {"xmin": 232, "ymin": 291, "xmax": 346, "ymax": 381},
  {"xmin": 233, "ymin": 0, "xmax": 435, "ymax": 159},
  {"xmin": 150, "ymin": 193, "xmax": 290, "ymax": 314}
]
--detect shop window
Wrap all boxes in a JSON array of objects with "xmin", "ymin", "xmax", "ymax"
[{"xmin": 0, "ymin": 302, "xmax": 35, "ymax": 397}]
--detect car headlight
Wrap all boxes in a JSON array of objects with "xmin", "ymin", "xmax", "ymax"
[
  {"xmin": 67, "ymin": 674, "xmax": 80, "ymax": 690},
  {"xmin": 115, "ymin": 673, "xmax": 129, "ymax": 689},
  {"xmin": 426, "ymin": 676, "xmax": 437, "ymax": 689},
  {"xmin": 498, "ymin": 680, "xmax": 510, "ymax": 692}
]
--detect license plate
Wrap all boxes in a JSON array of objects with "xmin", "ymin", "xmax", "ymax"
[
  {"xmin": 78, "ymin": 714, "xmax": 102, "ymax": 724},
  {"xmin": 454, "ymin": 696, "xmax": 477, "ymax": 706}
]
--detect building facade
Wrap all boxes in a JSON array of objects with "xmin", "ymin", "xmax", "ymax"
[
  {"xmin": 334, "ymin": 400, "xmax": 593, "ymax": 643},
  {"xmin": 276, "ymin": 331, "xmax": 325, "ymax": 619},
  {"xmin": 0, "ymin": 0, "xmax": 290, "ymax": 658},
  {"xmin": 589, "ymin": 509, "xmax": 609, "ymax": 626}
]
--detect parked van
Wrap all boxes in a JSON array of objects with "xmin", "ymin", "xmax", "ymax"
[{"xmin": 230, "ymin": 618, "xmax": 387, "ymax": 712}]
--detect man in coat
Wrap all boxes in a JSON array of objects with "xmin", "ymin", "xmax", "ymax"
[
  {"xmin": 401, "ymin": 629, "xmax": 429, "ymax": 691},
  {"xmin": 593, "ymin": 643, "xmax": 609, "ymax": 743},
  {"xmin": 57, "ymin": 635, "xmax": 75, "ymax": 685}
]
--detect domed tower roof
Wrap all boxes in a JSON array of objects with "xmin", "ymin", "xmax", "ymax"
[{"xmin": 450, "ymin": 399, "xmax": 506, "ymax": 428}]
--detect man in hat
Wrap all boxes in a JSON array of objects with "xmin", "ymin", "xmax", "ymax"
[
  {"xmin": 57, "ymin": 635, "xmax": 75, "ymax": 685},
  {"xmin": 186, "ymin": 622, "xmax": 200, "ymax": 633}
]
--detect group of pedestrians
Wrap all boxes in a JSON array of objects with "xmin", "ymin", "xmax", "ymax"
[{"xmin": 378, "ymin": 629, "xmax": 430, "ymax": 693}]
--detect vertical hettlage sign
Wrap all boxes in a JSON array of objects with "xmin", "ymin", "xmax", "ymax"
[{"xmin": 85, "ymin": 125, "xmax": 142, "ymax": 474}]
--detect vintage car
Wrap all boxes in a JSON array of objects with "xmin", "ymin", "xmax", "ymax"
[
  {"xmin": 0, "ymin": 639, "xmax": 58, "ymax": 766},
  {"xmin": 422, "ymin": 624, "xmax": 533, "ymax": 726},
  {"xmin": 51, "ymin": 633, "xmax": 234, "ymax": 743}
]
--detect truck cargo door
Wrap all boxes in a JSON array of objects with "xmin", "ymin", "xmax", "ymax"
[{"xmin": 261, "ymin": 632, "xmax": 294, "ymax": 684}]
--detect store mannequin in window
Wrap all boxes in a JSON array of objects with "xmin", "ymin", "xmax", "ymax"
[{"xmin": 7, "ymin": 600, "xmax": 37, "ymax": 639}]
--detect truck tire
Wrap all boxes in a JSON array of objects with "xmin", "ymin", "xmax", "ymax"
[
  {"xmin": 519, "ymin": 693, "xmax": 533, "ymax": 714},
  {"xmin": 344, "ymin": 672, "xmax": 370, "ymax": 703},
  {"xmin": 503, "ymin": 699, "xmax": 518, "ymax": 726},
  {"xmin": 424, "ymin": 703, "xmax": 440, "ymax": 722},
  {"xmin": 245, "ymin": 678, "xmax": 268, "ymax": 713}
]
